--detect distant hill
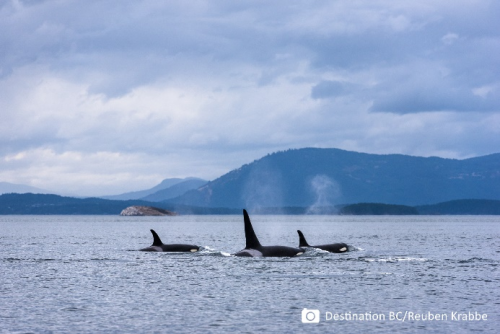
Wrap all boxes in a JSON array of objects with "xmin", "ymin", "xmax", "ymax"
[
  {"xmin": 244, "ymin": 200, "xmax": 500, "ymax": 215},
  {"xmin": 0, "ymin": 193, "xmax": 238, "ymax": 215},
  {"xmin": 102, "ymin": 177, "xmax": 206, "ymax": 200},
  {"xmin": 1, "ymin": 194, "xmax": 499, "ymax": 215},
  {"xmin": 169, "ymin": 148, "xmax": 500, "ymax": 208},
  {"xmin": 140, "ymin": 178, "xmax": 207, "ymax": 202},
  {"xmin": 0, "ymin": 193, "xmax": 151, "ymax": 215},
  {"xmin": 340, "ymin": 203, "xmax": 418, "ymax": 215},
  {"xmin": 416, "ymin": 199, "xmax": 500, "ymax": 215},
  {"xmin": 0, "ymin": 182, "xmax": 52, "ymax": 195}
]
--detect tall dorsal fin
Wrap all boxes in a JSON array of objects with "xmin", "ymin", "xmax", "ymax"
[
  {"xmin": 297, "ymin": 230, "xmax": 310, "ymax": 247},
  {"xmin": 150, "ymin": 229, "xmax": 163, "ymax": 246},
  {"xmin": 243, "ymin": 209, "xmax": 262, "ymax": 249}
]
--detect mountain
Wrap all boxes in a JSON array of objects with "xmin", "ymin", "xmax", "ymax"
[
  {"xmin": 169, "ymin": 148, "xmax": 500, "ymax": 208},
  {"xmin": 140, "ymin": 178, "xmax": 207, "ymax": 202},
  {"xmin": 0, "ymin": 181, "xmax": 51, "ymax": 195},
  {"xmin": 102, "ymin": 177, "xmax": 206, "ymax": 200}
]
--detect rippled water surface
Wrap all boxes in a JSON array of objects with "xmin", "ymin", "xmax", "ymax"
[{"xmin": 1, "ymin": 215, "xmax": 499, "ymax": 333}]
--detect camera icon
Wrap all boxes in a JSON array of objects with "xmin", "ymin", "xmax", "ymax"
[{"xmin": 302, "ymin": 308, "xmax": 320, "ymax": 323}]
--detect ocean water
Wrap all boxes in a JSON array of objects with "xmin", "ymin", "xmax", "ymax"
[{"xmin": 0, "ymin": 215, "xmax": 498, "ymax": 333}]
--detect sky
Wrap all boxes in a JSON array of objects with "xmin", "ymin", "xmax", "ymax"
[{"xmin": 1, "ymin": 0, "xmax": 499, "ymax": 197}]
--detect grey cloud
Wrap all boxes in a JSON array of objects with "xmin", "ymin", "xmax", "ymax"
[
  {"xmin": 368, "ymin": 54, "xmax": 500, "ymax": 114},
  {"xmin": 300, "ymin": 3, "xmax": 500, "ymax": 114},
  {"xmin": 311, "ymin": 80, "xmax": 349, "ymax": 99},
  {"xmin": 371, "ymin": 85, "xmax": 500, "ymax": 113},
  {"xmin": 3, "ymin": 0, "xmax": 496, "ymax": 103}
]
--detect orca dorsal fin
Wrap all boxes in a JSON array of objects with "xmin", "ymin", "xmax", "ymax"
[
  {"xmin": 150, "ymin": 229, "xmax": 163, "ymax": 246},
  {"xmin": 297, "ymin": 230, "xmax": 310, "ymax": 247},
  {"xmin": 243, "ymin": 209, "xmax": 262, "ymax": 249}
]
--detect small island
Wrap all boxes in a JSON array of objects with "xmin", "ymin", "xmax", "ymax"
[
  {"xmin": 339, "ymin": 203, "xmax": 419, "ymax": 215},
  {"xmin": 120, "ymin": 206, "xmax": 177, "ymax": 216}
]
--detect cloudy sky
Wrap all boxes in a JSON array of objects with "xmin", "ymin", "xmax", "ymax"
[{"xmin": 1, "ymin": 0, "xmax": 499, "ymax": 196}]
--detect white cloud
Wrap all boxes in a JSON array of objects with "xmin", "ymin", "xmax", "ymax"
[{"xmin": 442, "ymin": 33, "xmax": 459, "ymax": 45}]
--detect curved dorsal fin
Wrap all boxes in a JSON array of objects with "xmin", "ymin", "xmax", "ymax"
[
  {"xmin": 243, "ymin": 209, "xmax": 262, "ymax": 249},
  {"xmin": 150, "ymin": 229, "xmax": 163, "ymax": 246},
  {"xmin": 297, "ymin": 230, "xmax": 310, "ymax": 247}
]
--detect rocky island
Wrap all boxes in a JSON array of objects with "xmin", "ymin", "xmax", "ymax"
[{"xmin": 120, "ymin": 206, "xmax": 177, "ymax": 216}]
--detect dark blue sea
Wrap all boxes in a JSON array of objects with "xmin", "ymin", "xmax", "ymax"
[{"xmin": 0, "ymin": 215, "xmax": 499, "ymax": 333}]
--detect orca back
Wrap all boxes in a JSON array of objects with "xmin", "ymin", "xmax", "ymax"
[
  {"xmin": 141, "ymin": 230, "xmax": 200, "ymax": 252},
  {"xmin": 315, "ymin": 243, "xmax": 349, "ymax": 253},
  {"xmin": 260, "ymin": 245, "xmax": 304, "ymax": 257},
  {"xmin": 161, "ymin": 244, "xmax": 200, "ymax": 252},
  {"xmin": 297, "ymin": 230, "xmax": 349, "ymax": 253}
]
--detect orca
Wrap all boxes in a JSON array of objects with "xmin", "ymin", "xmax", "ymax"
[
  {"xmin": 139, "ymin": 229, "xmax": 200, "ymax": 252},
  {"xmin": 297, "ymin": 230, "xmax": 348, "ymax": 253},
  {"xmin": 234, "ymin": 210, "xmax": 304, "ymax": 257}
]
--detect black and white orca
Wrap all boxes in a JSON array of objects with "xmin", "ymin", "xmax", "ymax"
[
  {"xmin": 297, "ymin": 230, "xmax": 348, "ymax": 253},
  {"xmin": 139, "ymin": 229, "xmax": 200, "ymax": 252},
  {"xmin": 234, "ymin": 210, "xmax": 304, "ymax": 257}
]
